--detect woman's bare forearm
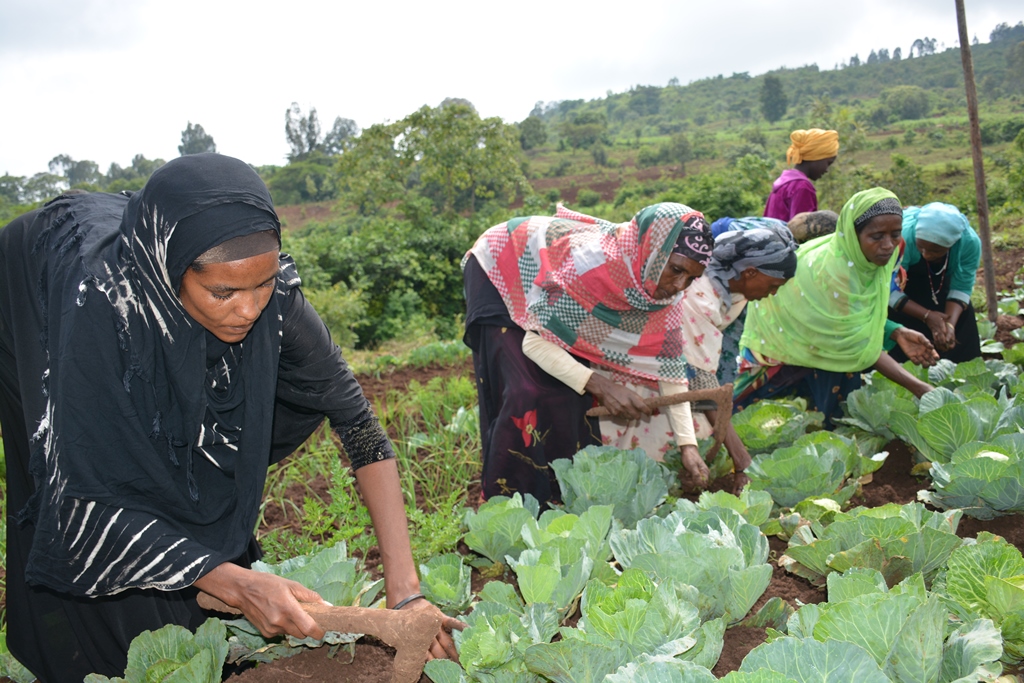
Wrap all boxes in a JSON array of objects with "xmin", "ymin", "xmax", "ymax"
[{"xmin": 354, "ymin": 458, "xmax": 421, "ymax": 606}]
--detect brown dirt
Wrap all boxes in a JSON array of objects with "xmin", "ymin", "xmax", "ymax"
[
  {"xmin": 276, "ymin": 202, "xmax": 337, "ymax": 232},
  {"xmin": 235, "ymin": 352, "xmax": 1024, "ymax": 681},
  {"xmin": 713, "ymin": 626, "xmax": 768, "ymax": 677},
  {"xmin": 357, "ymin": 358, "xmax": 475, "ymax": 407},
  {"xmin": 529, "ymin": 166, "xmax": 676, "ymax": 205},
  {"xmin": 977, "ymin": 246, "xmax": 1024, "ymax": 292},
  {"xmin": 223, "ymin": 639, "xmax": 431, "ymax": 683},
  {"xmin": 996, "ymin": 313, "xmax": 1024, "ymax": 347},
  {"xmin": 121, "ymin": 252, "xmax": 1024, "ymax": 681}
]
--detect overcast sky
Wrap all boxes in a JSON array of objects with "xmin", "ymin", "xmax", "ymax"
[{"xmin": 1, "ymin": 0, "xmax": 1020, "ymax": 178}]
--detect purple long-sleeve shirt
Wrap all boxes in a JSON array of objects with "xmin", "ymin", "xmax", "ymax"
[{"xmin": 763, "ymin": 169, "xmax": 818, "ymax": 221}]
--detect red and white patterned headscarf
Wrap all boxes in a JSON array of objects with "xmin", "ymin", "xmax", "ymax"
[{"xmin": 466, "ymin": 202, "xmax": 712, "ymax": 387}]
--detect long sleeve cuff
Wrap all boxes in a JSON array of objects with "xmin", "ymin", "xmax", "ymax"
[
  {"xmin": 883, "ymin": 319, "xmax": 902, "ymax": 353},
  {"xmin": 521, "ymin": 331, "xmax": 593, "ymax": 394},
  {"xmin": 659, "ymin": 380, "xmax": 697, "ymax": 447},
  {"xmin": 889, "ymin": 291, "xmax": 908, "ymax": 310},
  {"xmin": 948, "ymin": 290, "xmax": 971, "ymax": 305}
]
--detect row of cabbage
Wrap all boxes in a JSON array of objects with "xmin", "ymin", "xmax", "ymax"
[
  {"xmin": 84, "ymin": 444, "xmax": 1022, "ymax": 682},
  {"xmin": 837, "ymin": 355, "xmax": 1024, "ymax": 519},
  {"xmin": 80, "ymin": 348, "xmax": 1024, "ymax": 682},
  {"xmin": 417, "ymin": 442, "xmax": 1019, "ymax": 682}
]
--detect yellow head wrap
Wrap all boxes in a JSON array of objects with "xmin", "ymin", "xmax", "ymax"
[{"xmin": 786, "ymin": 129, "xmax": 840, "ymax": 164}]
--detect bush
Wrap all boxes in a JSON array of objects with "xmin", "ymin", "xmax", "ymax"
[
  {"xmin": 980, "ymin": 117, "xmax": 1024, "ymax": 144},
  {"xmin": 575, "ymin": 188, "xmax": 601, "ymax": 207},
  {"xmin": 880, "ymin": 85, "xmax": 931, "ymax": 121},
  {"xmin": 885, "ymin": 154, "xmax": 929, "ymax": 206},
  {"xmin": 636, "ymin": 145, "xmax": 663, "ymax": 168},
  {"xmin": 303, "ymin": 281, "xmax": 366, "ymax": 349}
]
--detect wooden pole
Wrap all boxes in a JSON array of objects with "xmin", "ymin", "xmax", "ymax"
[{"xmin": 955, "ymin": 0, "xmax": 998, "ymax": 322}]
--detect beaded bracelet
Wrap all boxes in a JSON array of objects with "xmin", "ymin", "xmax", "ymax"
[{"xmin": 391, "ymin": 592, "xmax": 425, "ymax": 610}]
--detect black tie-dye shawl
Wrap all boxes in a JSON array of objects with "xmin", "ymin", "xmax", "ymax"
[{"xmin": 11, "ymin": 154, "xmax": 297, "ymax": 596}]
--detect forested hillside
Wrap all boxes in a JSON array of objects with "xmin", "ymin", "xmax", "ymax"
[{"xmin": 2, "ymin": 21, "xmax": 1023, "ymax": 351}]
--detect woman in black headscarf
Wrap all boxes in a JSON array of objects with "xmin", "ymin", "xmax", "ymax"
[{"xmin": 0, "ymin": 154, "xmax": 457, "ymax": 681}]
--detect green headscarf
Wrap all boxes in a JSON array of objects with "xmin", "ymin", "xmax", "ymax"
[{"xmin": 740, "ymin": 188, "xmax": 901, "ymax": 372}]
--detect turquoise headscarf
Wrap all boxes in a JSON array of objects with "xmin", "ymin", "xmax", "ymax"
[
  {"xmin": 901, "ymin": 202, "xmax": 981, "ymax": 304},
  {"xmin": 909, "ymin": 203, "xmax": 969, "ymax": 248}
]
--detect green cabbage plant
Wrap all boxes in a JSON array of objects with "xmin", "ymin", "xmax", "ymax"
[
  {"xmin": 753, "ymin": 570, "xmax": 1003, "ymax": 683},
  {"xmin": 731, "ymin": 398, "xmax": 824, "ymax": 455},
  {"xmin": 745, "ymin": 432, "xmax": 884, "ymax": 509},
  {"xmin": 84, "ymin": 618, "xmax": 228, "ymax": 683},
  {"xmin": 551, "ymin": 446, "xmax": 675, "ymax": 528},
  {"xmin": 939, "ymin": 531, "xmax": 1024, "ymax": 663},
  {"xmin": 919, "ymin": 436, "xmax": 1024, "ymax": 519},
  {"xmin": 420, "ymin": 553, "xmax": 473, "ymax": 616},
  {"xmin": 492, "ymin": 505, "xmax": 615, "ymax": 617},
  {"xmin": 779, "ymin": 502, "xmax": 962, "ymax": 586},
  {"xmin": 463, "ymin": 492, "xmax": 540, "ymax": 566},
  {"xmin": 609, "ymin": 501, "xmax": 771, "ymax": 623},
  {"xmin": 522, "ymin": 568, "xmax": 724, "ymax": 682},
  {"xmin": 223, "ymin": 542, "xmax": 382, "ymax": 663},
  {"xmin": 424, "ymin": 580, "xmax": 553, "ymax": 683}
]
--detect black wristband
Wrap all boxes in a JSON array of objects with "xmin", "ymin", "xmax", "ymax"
[{"xmin": 391, "ymin": 592, "xmax": 425, "ymax": 610}]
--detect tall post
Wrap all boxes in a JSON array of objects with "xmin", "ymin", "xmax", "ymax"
[{"xmin": 955, "ymin": 0, "xmax": 998, "ymax": 322}]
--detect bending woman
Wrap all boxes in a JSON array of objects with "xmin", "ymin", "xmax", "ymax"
[
  {"xmin": 888, "ymin": 202, "xmax": 982, "ymax": 363},
  {"xmin": 680, "ymin": 218, "xmax": 799, "ymax": 487},
  {"xmin": 0, "ymin": 154, "xmax": 456, "ymax": 681},
  {"xmin": 463, "ymin": 203, "xmax": 714, "ymax": 503},
  {"xmin": 735, "ymin": 188, "xmax": 938, "ymax": 426}
]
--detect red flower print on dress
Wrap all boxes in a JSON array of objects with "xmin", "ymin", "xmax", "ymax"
[{"xmin": 511, "ymin": 410, "xmax": 538, "ymax": 447}]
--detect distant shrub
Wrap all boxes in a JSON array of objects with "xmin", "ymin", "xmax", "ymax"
[
  {"xmin": 980, "ymin": 117, "xmax": 1024, "ymax": 144},
  {"xmin": 576, "ymin": 188, "xmax": 601, "ymax": 207},
  {"xmin": 880, "ymin": 85, "xmax": 931, "ymax": 121},
  {"xmin": 885, "ymin": 154, "xmax": 928, "ymax": 206},
  {"xmin": 303, "ymin": 281, "xmax": 366, "ymax": 349},
  {"xmin": 636, "ymin": 146, "xmax": 662, "ymax": 168}
]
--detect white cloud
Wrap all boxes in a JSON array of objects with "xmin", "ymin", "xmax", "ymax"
[{"xmin": 1, "ymin": 0, "xmax": 1019, "ymax": 178}]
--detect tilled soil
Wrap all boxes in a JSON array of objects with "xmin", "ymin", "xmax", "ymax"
[{"xmin": 231, "ymin": 370, "xmax": 1024, "ymax": 682}]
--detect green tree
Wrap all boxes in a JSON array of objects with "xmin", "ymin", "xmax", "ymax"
[
  {"xmin": 0, "ymin": 175, "xmax": 23, "ymax": 203},
  {"xmin": 399, "ymin": 103, "xmax": 525, "ymax": 216},
  {"xmin": 1007, "ymin": 41, "xmax": 1024, "ymax": 94},
  {"xmin": 265, "ymin": 154, "xmax": 338, "ymax": 204},
  {"xmin": 990, "ymin": 22, "xmax": 1024, "ymax": 43},
  {"xmin": 323, "ymin": 117, "xmax": 359, "ymax": 155},
  {"xmin": 335, "ymin": 122, "xmax": 408, "ymax": 214},
  {"xmin": 885, "ymin": 154, "xmax": 928, "ymax": 206},
  {"xmin": 759, "ymin": 75, "xmax": 788, "ymax": 123},
  {"xmin": 48, "ymin": 154, "xmax": 101, "ymax": 187},
  {"xmin": 178, "ymin": 122, "xmax": 217, "ymax": 156},
  {"xmin": 519, "ymin": 116, "xmax": 547, "ymax": 150},
  {"xmin": 22, "ymin": 172, "xmax": 64, "ymax": 202},
  {"xmin": 105, "ymin": 154, "xmax": 165, "ymax": 192},
  {"xmin": 667, "ymin": 133, "xmax": 692, "ymax": 172},
  {"xmin": 909, "ymin": 37, "xmax": 936, "ymax": 57},
  {"xmin": 560, "ymin": 111, "xmax": 607, "ymax": 150},
  {"xmin": 285, "ymin": 103, "xmax": 322, "ymax": 162},
  {"xmin": 880, "ymin": 85, "xmax": 931, "ymax": 120},
  {"xmin": 628, "ymin": 85, "xmax": 661, "ymax": 116}
]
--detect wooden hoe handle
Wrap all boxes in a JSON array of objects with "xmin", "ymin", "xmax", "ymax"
[
  {"xmin": 586, "ymin": 383, "xmax": 734, "ymax": 461},
  {"xmin": 197, "ymin": 592, "xmax": 441, "ymax": 683}
]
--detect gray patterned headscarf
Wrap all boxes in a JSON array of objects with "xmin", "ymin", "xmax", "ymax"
[
  {"xmin": 853, "ymin": 197, "xmax": 903, "ymax": 232},
  {"xmin": 704, "ymin": 218, "xmax": 799, "ymax": 301}
]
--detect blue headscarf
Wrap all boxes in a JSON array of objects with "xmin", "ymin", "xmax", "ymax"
[{"xmin": 908, "ymin": 202, "xmax": 971, "ymax": 248}]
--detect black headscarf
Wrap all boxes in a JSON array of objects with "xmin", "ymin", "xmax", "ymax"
[
  {"xmin": 670, "ymin": 214, "xmax": 715, "ymax": 266},
  {"xmin": 18, "ymin": 154, "xmax": 300, "ymax": 596}
]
